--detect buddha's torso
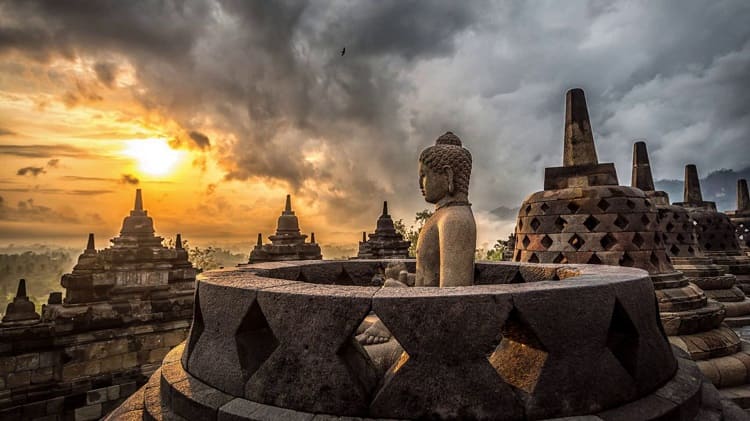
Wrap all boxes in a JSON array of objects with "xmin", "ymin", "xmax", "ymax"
[{"xmin": 415, "ymin": 205, "xmax": 476, "ymax": 287}]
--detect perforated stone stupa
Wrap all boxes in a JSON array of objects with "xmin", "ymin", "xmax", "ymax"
[
  {"xmin": 727, "ymin": 179, "xmax": 750, "ymax": 251},
  {"xmin": 674, "ymin": 166, "xmax": 750, "ymax": 294},
  {"xmin": 1, "ymin": 279, "xmax": 40, "ymax": 326},
  {"xmin": 248, "ymin": 195, "xmax": 322, "ymax": 263},
  {"xmin": 356, "ymin": 201, "xmax": 410, "ymax": 259},
  {"xmin": 633, "ymin": 143, "xmax": 750, "ymax": 327},
  {"xmin": 512, "ymin": 89, "xmax": 750, "ymax": 404}
]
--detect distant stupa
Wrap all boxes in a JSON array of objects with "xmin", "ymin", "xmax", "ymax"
[
  {"xmin": 248, "ymin": 194, "xmax": 322, "ymax": 263},
  {"xmin": 356, "ymin": 201, "xmax": 410, "ymax": 259}
]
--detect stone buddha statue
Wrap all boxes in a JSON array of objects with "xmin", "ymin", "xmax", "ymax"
[
  {"xmin": 415, "ymin": 131, "xmax": 476, "ymax": 287},
  {"xmin": 357, "ymin": 132, "xmax": 476, "ymax": 363}
]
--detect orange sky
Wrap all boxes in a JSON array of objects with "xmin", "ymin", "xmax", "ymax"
[{"xmin": 0, "ymin": 53, "xmax": 513, "ymax": 256}]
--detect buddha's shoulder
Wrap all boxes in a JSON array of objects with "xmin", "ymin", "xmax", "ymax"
[{"xmin": 436, "ymin": 206, "xmax": 475, "ymax": 225}]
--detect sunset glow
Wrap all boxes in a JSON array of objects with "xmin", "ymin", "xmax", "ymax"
[{"xmin": 123, "ymin": 138, "xmax": 184, "ymax": 177}]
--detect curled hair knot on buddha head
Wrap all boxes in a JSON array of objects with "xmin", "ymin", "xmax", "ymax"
[{"xmin": 419, "ymin": 131, "xmax": 472, "ymax": 196}]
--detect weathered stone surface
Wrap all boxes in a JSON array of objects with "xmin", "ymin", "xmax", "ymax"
[
  {"xmin": 370, "ymin": 286, "xmax": 522, "ymax": 420},
  {"xmin": 245, "ymin": 283, "xmax": 378, "ymax": 415},
  {"xmin": 218, "ymin": 399, "xmax": 314, "ymax": 421}
]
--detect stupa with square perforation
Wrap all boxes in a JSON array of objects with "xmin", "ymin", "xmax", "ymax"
[
  {"xmin": 248, "ymin": 194, "xmax": 322, "ymax": 263},
  {"xmin": 356, "ymin": 201, "xmax": 411, "ymax": 259},
  {"xmin": 674, "ymin": 166, "xmax": 750, "ymax": 294},
  {"xmin": 726, "ymin": 179, "xmax": 750, "ymax": 252},
  {"xmin": 631, "ymin": 142, "xmax": 750, "ymax": 399},
  {"xmin": 512, "ymin": 90, "xmax": 730, "ymax": 367}
]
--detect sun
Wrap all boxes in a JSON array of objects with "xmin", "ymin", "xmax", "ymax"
[{"xmin": 123, "ymin": 138, "xmax": 184, "ymax": 176}]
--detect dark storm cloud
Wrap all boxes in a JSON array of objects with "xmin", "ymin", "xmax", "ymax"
[
  {"xmin": 0, "ymin": 196, "xmax": 80, "ymax": 223},
  {"xmin": 17, "ymin": 166, "xmax": 46, "ymax": 176},
  {"xmin": 1, "ymin": 0, "xmax": 749, "ymax": 232},
  {"xmin": 93, "ymin": 61, "xmax": 117, "ymax": 87},
  {"xmin": 188, "ymin": 131, "xmax": 210, "ymax": 149},
  {"xmin": 0, "ymin": 144, "xmax": 89, "ymax": 158},
  {"xmin": 120, "ymin": 174, "xmax": 139, "ymax": 185}
]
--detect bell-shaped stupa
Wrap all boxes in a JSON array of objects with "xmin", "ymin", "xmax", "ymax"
[
  {"xmin": 512, "ymin": 89, "xmax": 750, "ymax": 400},
  {"xmin": 727, "ymin": 179, "xmax": 750, "ymax": 251},
  {"xmin": 674, "ymin": 166, "xmax": 750, "ymax": 293},
  {"xmin": 356, "ymin": 201, "xmax": 410, "ymax": 259},
  {"xmin": 632, "ymin": 143, "xmax": 750, "ymax": 327},
  {"xmin": 248, "ymin": 194, "xmax": 322, "ymax": 262},
  {"xmin": 1, "ymin": 279, "xmax": 41, "ymax": 326}
]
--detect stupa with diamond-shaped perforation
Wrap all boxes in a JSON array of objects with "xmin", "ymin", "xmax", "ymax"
[
  {"xmin": 248, "ymin": 194, "xmax": 322, "ymax": 263},
  {"xmin": 512, "ymin": 89, "xmax": 750, "ymax": 405},
  {"xmin": 727, "ymin": 179, "xmax": 750, "ymax": 251}
]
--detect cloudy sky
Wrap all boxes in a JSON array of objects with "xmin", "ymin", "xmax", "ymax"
[{"xmin": 0, "ymin": 0, "xmax": 748, "ymax": 255}]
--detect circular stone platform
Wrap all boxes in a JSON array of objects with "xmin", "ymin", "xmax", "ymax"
[{"xmin": 108, "ymin": 260, "xmax": 723, "ymax": 420}]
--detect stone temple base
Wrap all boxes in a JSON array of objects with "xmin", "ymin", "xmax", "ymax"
[{"xmin": 105, "ymin": 343, "xmax": 747, "ymax": 421}]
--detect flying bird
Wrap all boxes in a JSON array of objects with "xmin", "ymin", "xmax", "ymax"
[{"xmin": 341, "ymin": 47, "xmax": 346, "ymax": 56}]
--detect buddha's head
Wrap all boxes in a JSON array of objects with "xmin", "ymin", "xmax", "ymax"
[{"xmin": 418, "ymin": 132, "xmax": 472, "ymax": 204}]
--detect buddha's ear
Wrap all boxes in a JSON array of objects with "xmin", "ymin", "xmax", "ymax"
[{"xmin": 444, "ymin": 165, "xmax": 455, "ymax": 195}]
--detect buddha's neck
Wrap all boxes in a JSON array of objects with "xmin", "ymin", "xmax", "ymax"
[{"xmin": 434, "ymin": 193, "xmax": 470, "ymax": 211}]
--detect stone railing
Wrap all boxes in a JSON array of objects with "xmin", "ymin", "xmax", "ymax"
[{"xmin": 178, "ymin": 260, "xmax": 677, "ymax": 420}]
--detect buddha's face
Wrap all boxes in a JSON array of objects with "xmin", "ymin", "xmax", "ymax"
[{"xmin": 419, "ymin": 161, "xmax": 449, "ymax": 204}]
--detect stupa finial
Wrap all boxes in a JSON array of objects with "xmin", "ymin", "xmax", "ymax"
[
  {"xmin": 176, "ymin": 233, "xmax": 183, "ymax": 249},
  {"xmin": 284, "ymin": 194, "xmax": 292, "ymax": 213},
  {"xmin": 362, "ymin": 231, "xmax": 367, "ymax": 242},
  {"xmin": 16, "ymin": 279, "xmax": 27, "ymax": 298},
  {"xmin": 382, "ymin": 201, "xmax": 389, "ymax": 216},
  {"xmin": 738, "ymin": 179, "xmax": 749, "ymax": 211},
  {"xmin": 310, "ymin": 232, "xmax": 316, "ymax": 243},
  {"xmin": 684, "ymin": 165, "xmax": 703, "ymax": 203},
  {"xmin": 631, "ymin": 141, "xmax": 655, "ymax": 191},
  {"xmin": 563, "ymin": 88, "xmax": 598, "ymax": 167},
  {"xmin": 86, "ymin": 233, "xmax": 95, "ymax": 251},
  {"xmin": 257, "ymin": 233, "xmax": 263, "ymax": 246},
  {"xmin": 134, "ymin": 188, "xmax": 144, "ymax": 211}
]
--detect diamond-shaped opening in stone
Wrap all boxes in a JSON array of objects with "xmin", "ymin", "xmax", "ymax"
[
  {"xmin": 597, "ymin": 199, "xmax": 610, "ymax": 211},
  {"xmin": 540, "ymin": 235, "xmax": 553, "ymax": 249},
  {"xmin": 600, "ymin": 233, "xmax": 617, "ymax": 251},
  {"xmin": 650, "ymin": 252, "xmax": 659, "ymax": 268},
  {"xmin": 554, "ymin": 216, "xmax": 567, "ymax": 232},
  {"xmin": 682, "ymin": 223, "xmax": 691, "ymax": 232},
  {"xmin": 583, "ymin": 215, "xmax": 600, "ymax": 231},
  {"xmin": 184, "ymin": 288, "xmax": 205, "ymax": 365},
  {"xmin": 552, "ymin": 253, "xmax": 567, "ymax": 264},
  {"xmin": 488, "ymin": 308, "xmax": 548, "ymax": 394},
  {"xmin": 626, "ymin": 200, "xmax": 636, "ymax": 210},
  {"xmin": 528, "ymin": 253, "xmax": 540, "ymax": 263},
  {"xmin": 619, "ymin": 252, "xmax": 635, "ymax": 267},
  {"xmin": 342, "ymin": 314, "xmax": 382, "ymax": 399},
  {"xmin": 236, "ymin": 300, "xmax": 279, "ymax": 382},
  {"xmin": 567, "ymin": 201, "xmax": 581, "ymax": 214},
  {"xmin": 666, "ymin": 222, "xmax": 675, "ymax": 232},
  {"xmin": 644, "ymin": 199, "xmax": 651, "ymax": 207},
  {"xmin": 606, "ymin": 299, "xmax": 639, "ymax": 379},
  {"xmin": 518, "ymin": 220, "xmax": 523, "ymax": 230},
  {"xmin": 669, "ymin": 245, "xmax": 680, "ymax": 255},
  {"xmin": 641, "ymin": 215, "xmax": 650, "ymax": 226},
  {"xmin": 530, "ymin": 218, "xmax": 541, "ymax": 232},
  {"xmin": 540, "ymin": 203, "xmax": 550, "ymax": 213},
  {"xmin": 632, "ymin": 233, "xmax": 645, "ymax": 248},
  {"xmin": 335, "ymin": 268, "xmax": 354, "ymax": 285},
  {"xmin": 511, "ymin": 271, "xmax": 525, "ymax": 284},
  {"xmin": 568, "ymin": 234, "xmax": 585, "ymax": 251},
  {"xmin": 522, "ymin": 235, "xmax": 531, "ymax": 248},
  {"xmin": 588, "ymin": 253, "xmax": 602, "ymax": 264},
  {"xmin": 515, "ymin": 250, "xmax": 522, "ymax": 261},
  {"xmin": 676, "ymin": 233, "xmax": 685, "ymax": 243},
  {"xmin": 687, "ymin": 246, "xmax": 695, "ymax": 254},
  {"xmin": 705, "ymin": 242, "xmax": 713, "ymax": 250},
  {"xmin": 525, "ymin": 204, "xmax": 532, "ymax": 215},
  {"xmin": 614, "ymin": 214, "xmax": 629, "ymax": 230}
]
